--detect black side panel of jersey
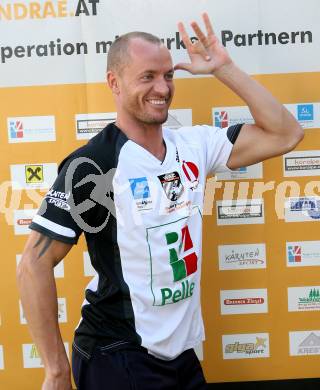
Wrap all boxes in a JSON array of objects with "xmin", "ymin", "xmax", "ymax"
[
  {"xmin": 71, "ymin": 124, "xmax": 143, "ymax": 358},
  {"xmin": 30, "ymin": 123, "xmax": 142, "ymax": 359}
]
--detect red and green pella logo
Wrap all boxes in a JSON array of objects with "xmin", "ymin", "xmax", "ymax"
[
  {"xmin": 165, "ymin": 225, "xmax": 198, "ymax": 282},
  {"xmin": 156, "ymin": 225, "xmax": 197, "ymax": 305},
  {"xmin": 146, "ymin": 209, "xmax": 202, "ymax": 306}
]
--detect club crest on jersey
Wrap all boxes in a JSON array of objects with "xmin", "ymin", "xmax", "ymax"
[
  {"xmin": 158, "ymin": 171, "xmax": 184, "ymax": 201},
  {"xmin": 182, "ymin": 161, "xmax": 199, "ymax": 190}
]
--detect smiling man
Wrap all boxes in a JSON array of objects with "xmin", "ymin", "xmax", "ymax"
[{"xmin": 17, "ymin": 13, "xmax": 303, "ymax": 390}]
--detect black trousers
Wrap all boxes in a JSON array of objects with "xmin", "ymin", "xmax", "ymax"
[{"xmin": 72, "ymin": 345, "xmax": 207, "ymax": 390}]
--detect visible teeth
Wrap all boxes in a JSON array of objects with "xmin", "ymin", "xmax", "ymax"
[{"xmin": 149, "ymin": 100, "xmax": 166, "ymax": 105}]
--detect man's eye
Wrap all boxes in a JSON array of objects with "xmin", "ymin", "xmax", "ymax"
[
  {"xmin": 165, "ymin": 73, "xmax": 174, "ymax": 80},
  {"xmin": 142, "ymin": 74, "xmax": 152, "ymax": 80}
]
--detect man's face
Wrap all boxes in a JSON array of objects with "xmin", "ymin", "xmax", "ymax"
[{"xmin": 116, "ymin": 38, "xmax": 175, "ymax": 125}]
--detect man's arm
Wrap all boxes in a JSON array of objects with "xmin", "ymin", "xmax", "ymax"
[
  {"xmin": 17, "ymin": 230, "xmax": 73, "ymax": 390},
  {"xmin": 175, "ymin": 13, "xmax": 304, "ymax": 169},
  {"xmin": 213, "ymin": 64, "xmax": 303, "ymax": 169}
]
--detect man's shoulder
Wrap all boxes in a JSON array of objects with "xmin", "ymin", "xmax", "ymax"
[
  {"xmin": 164, "ymin": 124, "xmax": 217, "ymax": 143},
  {"xmin": 58, "ymin": 123, "xmax": 127, "ymax": 173}
]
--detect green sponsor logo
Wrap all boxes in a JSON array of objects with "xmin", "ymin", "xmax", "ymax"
[
  {"xmin": 146, "ymin": 207, "xmax": 201, "ymax": 306},
  {"xmin": 299, "ymin": 288, "xmax": 320, "ymax": 303},
  {"xmin": 165, "ymin": 225, "xmax": 198, "ymax": 282},
  {"xmin": 160, "ymin": 280, "xmax": 195, "ymax": 305}
]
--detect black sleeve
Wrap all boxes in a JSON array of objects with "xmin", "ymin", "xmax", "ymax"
[
  {"xmin": 30, "ymin": 154, "xmax": 114, "ymax": 244},
  {"xmin": 227, "ymin": 123, "xmax": 244, "ymax": 144}
]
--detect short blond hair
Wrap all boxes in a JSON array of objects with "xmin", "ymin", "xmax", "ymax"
[{"xmin": 107, "ymin": 31, "xmax": 162, "ymax": 74}]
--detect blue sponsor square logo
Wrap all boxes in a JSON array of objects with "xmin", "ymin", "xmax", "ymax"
[
  {"xmin": 297, "ymin": 104, "xmax": 314, "ymax": 121},
  {"xmin": 129, "ymin": 177, "xmax": 150, "ymax": 199},
  {"xmin": 235, "ymin": 167, "xmax": 247, "ymax": 173}
]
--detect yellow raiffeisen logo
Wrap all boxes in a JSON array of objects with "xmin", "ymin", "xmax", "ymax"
[
  {"xmin": 0, "ymin": 0, "xmax": 100, "ymax": 21},
  {"xmin": 25, "ymin": 164, "xmax": 44, "ymax": 184}
]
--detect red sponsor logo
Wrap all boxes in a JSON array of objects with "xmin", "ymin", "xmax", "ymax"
[
  {"xmin": 16, "ymin": 121, "xmax": 24, "ymax": 138},
  {"xmin": 17, "ymin": 218, "xmax": 32, "ymax": 226},
  {"xmin": 224, "ymin": 298, "xmax": 264, "ymax": 305},
  {"xmin": 182, "ymin": 161, "xmax": 199, "ymax": 190}
]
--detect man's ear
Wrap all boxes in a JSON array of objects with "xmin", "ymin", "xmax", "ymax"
[{"xmin": 106, "ymin": 70, "xmax": 120, "ymax": 95}]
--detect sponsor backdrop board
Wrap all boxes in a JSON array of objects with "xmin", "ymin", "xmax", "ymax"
[{"xmin": 0, "ymin": 0, "xmax": 319, "ymax": 388}]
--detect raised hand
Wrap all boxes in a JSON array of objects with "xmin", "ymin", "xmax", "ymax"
[{"xmin": 174, "ymin": 13, "xmax": 232, "ymax": 75}]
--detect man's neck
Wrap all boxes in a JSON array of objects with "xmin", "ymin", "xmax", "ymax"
[{"xmin": 115, "ymin": 117, "xmax": 166, "ymax": 162}]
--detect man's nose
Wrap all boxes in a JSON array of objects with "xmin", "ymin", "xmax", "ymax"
[{"xmin": 153, "ymin": 78, "xmax": 170, "ymax": 95}]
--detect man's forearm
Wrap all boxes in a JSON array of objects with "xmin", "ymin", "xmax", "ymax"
[
  {"xmin": 214, "ymin": 62, "xmax": 300, "ymax": 136},
  {"xmin": 17, "ymin": 255, "xmax": 70, "ymax": 379}
]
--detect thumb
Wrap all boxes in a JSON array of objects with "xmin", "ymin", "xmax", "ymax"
[{"xmin": 174, "ymin": 63, "xmax": 194, "ymax": 74}]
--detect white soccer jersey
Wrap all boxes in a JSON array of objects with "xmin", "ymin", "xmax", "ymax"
[{"xmin": 30, "ymin": 123, "xmax": 234, "ymax": 360}]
